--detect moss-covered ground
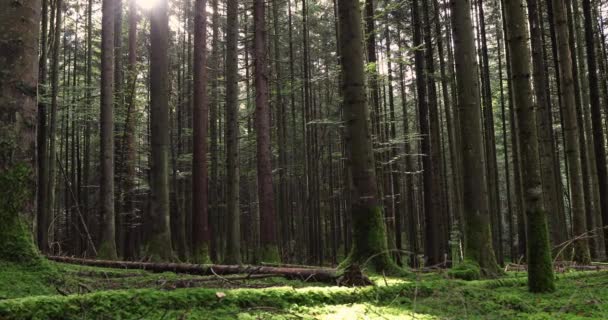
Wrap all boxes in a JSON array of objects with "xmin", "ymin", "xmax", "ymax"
[{"xmin": 0, "ymin": 260, "xmax": 607, "ymax": 319}]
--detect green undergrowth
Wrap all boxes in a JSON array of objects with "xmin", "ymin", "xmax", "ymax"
[
  {"xmin": 0, "ymin": 260, "xmax": 58, "ymax": 300},
  {"xmin": 0, "ymin": 261, "xmax": 607, "ymax": 319}
]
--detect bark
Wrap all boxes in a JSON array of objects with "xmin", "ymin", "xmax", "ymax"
[
  {"xmin": 0, "ymin": 0, "xmax": 41, "ymax": 263},
  {"xmin": 208, "ymin": 0, "xmax": 220, "ymax": 261},
  {"xmin": 421, "ymin": 0, "xmax": 448, "ymax": 266},
  {"xmin": 147, "ymin": 0, "xmax": 173, "ymax": 261},
  {"xmin": 254, "ymin": 0, "xmax": 279, "ymax": 262},
  {"xmin": 46, "ymin": 0, "xmax": 62, "ymax": 256},
  {"xmin": 336, "ymin": 0, "xmax": 398, "ymax": 273},
  {"xmin": 122, "ymin": 0, "xmax": 139, "ymax": 259},
  {"xmin": 504, "ymin": 0, "xmax": 555, "ymax": 292},
  {"xmin": 99, "ymin": 0, "xmax": 118, "ymax": 260},
  {"xmin": 450, "ymin": 0, "xmax": 500, "ymax": 276},
  {"xmin": 583, "ymin": 0, "xmax": 608, "ymax": 258},
  {"xmin": 551, "ymin": 0, "xmax": 591, "ymax": 264},
  {"xmin": 527, "ymin": 0, "xmax": 569, "ymax": 251},
  {"xmin": 224, "ymin": 0, "xmax": 241, "ymax": 265},
  {"xmin": 192, "ymin": 0, "xmax": 211, "ymax": 263},
  {"xmin": 37, "ymin": 0, "xmax": 50, "ymax": 253},
  {"xmin": 477, "ymin": 0, "xmax": 502, "ymax": 264}
]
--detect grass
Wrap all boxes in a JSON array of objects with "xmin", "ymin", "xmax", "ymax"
[{"xmin": 0, "ymin": 260, "xmax": 607, "ymax": 319}]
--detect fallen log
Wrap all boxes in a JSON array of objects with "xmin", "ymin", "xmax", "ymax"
[{"xmin": 46, "ymin": 255, "xmax": 341, "ymax": 284}]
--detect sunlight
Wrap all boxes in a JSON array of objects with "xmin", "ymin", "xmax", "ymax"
[{"xmin": 136, "ymin": 0, "xmax": 160, "ymax": 10}]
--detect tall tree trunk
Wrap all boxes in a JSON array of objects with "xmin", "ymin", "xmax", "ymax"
[
  {"xmin": 122, "ymin": 0, "xmax": 139, "ymax": 259},
  {"xmin": 421, "ymin": 0, "xmax": 448, "ymax": 266},
  {"xmin": 147, "ymin": 0, "xmax": 173, "ymax": 261},
  {"xmin": 208, "ymin": 0, "xmax": 220, "ymax": 262},
  {"xmin": 192, "ymin": 0, "xmax": 211, "ymax": 263},
  {"xmin": 254, "ymin": 0, "xmax": 279, "ymax": 262},
  {"xmin": 583, "ymin": 0, "xmax": 608, "ymax": 257},
  {"xmin": 336, "ymin": 0, "xmax": 398, "ymax": 273},
  {"xmin": 0, "ymin": 0, "xmax": 41, "ymax": 263},
  {"xmin": 224, "ymin": 0, "xmax": 241, "ymax": 265},
  {"xmin": 551, "ymin": 0, "xmax": 591, "ymax": 264},
  {"xmin": 527, "ymin": 0, "xmax": 568, "ymax": 253},
  {"xmin": 98, "ymin": 0, "xmax": 118, "ymax": 260},
  {"xmin": 504, "ymin": 0, "xmax": 555, "ymax": 293},
  {"xmin": 37, "ymin": 0, "xmax": 50, "ymax": 253},
  {"xmin": 47, "ymin": 0, "xmax": 62, "ymax": 256},
  {"xmin": 477, "ymin": 0, "xmax": 502, "ymax": 264},
  {"xmin": 450, "ymin": 0, "xmax": 500, "ymax": 277}
]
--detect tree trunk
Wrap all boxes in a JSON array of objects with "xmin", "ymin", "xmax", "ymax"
[
  {"xmin": 147, "ymin": 0, "xmax": 173, "ymax": 261},
  {"xmin": 551, "ymin": 0, "xmax": 591, "ymax": 264},
  {"xmin": 450, "ymin": 0, "xmax": 500, "ymax": 276},
  {"xmin": 122, "ymin": 0, "xmax": 139, "ymax": 260},
  {"xmin": 336, "ymin": 0, "xmax": 398, "ymax": 273},
  {"xmin": 191, "ymin": 0, "xmax": 211, "ymax": 263},
  {"xmin": 504, "ymin": 0, "xmax": 555, "ymax": 292},
  {"xmin": 37, "ymin": 0, "xmax": 50, "ymax": 253},
  {"xmin": 224, "ymin": 0, "xmax": 241, "ymax": 265},
  {"xmin": 98, "ymin": 0, "xmax": 118, "ymax": 260},
  {"xmin": 0, "ymin": 0, "xmax": 41, "ymax": 263},
  {"xmin": 47, "ymin": 0, "xmax": 62, "ymax": 256},
  {"xmin": 477, "ymin": 0, "xmax": 502, "ymax": 265},
  {"xmin": 583, "ymin": 0, "xmax": 608, "ymax": 258},
  {"xmin": 527, "ymin": 0, "xmax": 568, "ymax": 253},
  {"xmin": 254, "ymin": 0, "xmax": 279, "ymax": 262},
  {"xmin": 421, "ymin": 0, "xmax": 448, "ymax": 266}
]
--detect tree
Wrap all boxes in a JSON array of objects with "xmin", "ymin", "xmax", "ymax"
[
  {"xmin": 450, "ymin": 0, "xmax": 500, "ymax": 277},
  {"xmin": 254, "ymin": 0, "xmax": 279, "ymax": 262},
  {"xmin": 98, "ymin": 0, "xmax": 118, "ymax": 260},
  {"xmin": 146, "ymin": 0, "xmax": 173, "ymax": 261},
  {"xmin": 550, "ymin": 0, "xmax": 591, "ymax": 264},
  {"xmin": 336, "ymin": 0, "xmax": 398, "ymax": 273},
  {"xmin": 0, "ymin": 0, "xmax": 41, "ymax": 263},
  {"xmin": 192, "ymin": 0, "xmax": 211, "ymax": 263},
  {"xmin": 224, "ymin": 0, "xmax": 242, "ymax": 264},
  {"xmin": 37, "ymin": 0, "xmax": 50, "ymax": 254},
  {"xmin": 122, "ymin": 0, "xmax": 139, "ymax": 259},
  {"xmin": 503, "ymin": 0, "xmax": 555, "ymax": 292},
  {"xmin": 582, "ymin": 0, "xmax": 608, "ymax": 256}
]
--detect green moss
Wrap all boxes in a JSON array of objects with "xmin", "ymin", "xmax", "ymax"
[
  {"xmin": 191, "ymin": 246, "xmax": 212, "ymax": 264},
  {"xmin": 0, "ymin": 164, "xmax": 40, "ymax": 263},
  {"xmin": 0, "ymin": 260, "xmax": 58, "ymax": 300},
  {"xmin": 1, "ymin": 260, "xmax": 607, "ymax": 319},
  {"xmin": 525, "ymin": 209, "xmax": 555, "ymax": 293},
  {"xmin": 448, "ymin": 259, "xmax": 481, "ymax": 280},
  {"xmin": 258, "ymin": 245, "xmax": 280, "ymax": 264},
  {"xmin": 96, "ymin": 241, "xmax": 118, "ymax": 260},
  {"xmin": 339, "ymin": 205, "xmax": 405, "ymax": 276},
  {"xmin": 144, "ymin": 231, "xmax": 174, "ymax": 262}
]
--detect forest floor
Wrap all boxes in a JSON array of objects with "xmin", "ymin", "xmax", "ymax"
[{"xmin": 0, "ymin": 260, "xmax": 607, "ymax": 319}]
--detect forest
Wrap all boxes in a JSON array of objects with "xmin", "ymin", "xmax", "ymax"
[{"xmin": 1, "ymin": 0, "xmax": 608, "ymax": 318}]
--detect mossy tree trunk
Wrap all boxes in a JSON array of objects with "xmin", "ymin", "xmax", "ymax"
[
  {"xmin": 503, "ymin": 0, "xmax": 555, "ymax": 293},
  {"xmin": 450, "ymin": 0, "xmax": 500, "ymax": 277},
  {"xmin": 336, "ymin": 0, "xmax": 398, "ymax": 274},
  {"xmin": 146, "ymin": 0, "xmax": 173, "ymax": 261},
  {"xmin": 0, "ymin": 0, "xmax": 42, "ymax": 263}
]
